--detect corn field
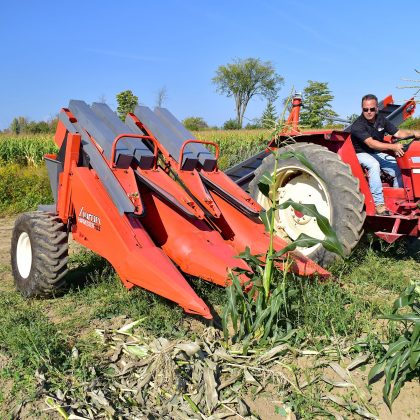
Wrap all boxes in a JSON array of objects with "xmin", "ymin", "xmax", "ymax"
[
  {"xmin": 0, "ymin": 134, "xmax": 57, "ymax": 166},
  {"xmin": 193, "ymin": 129, "xmax": 271, "ymax": 169},
  {"xmin": 0, "ymin": 130, "xmax": 272, "ymax": 169}
]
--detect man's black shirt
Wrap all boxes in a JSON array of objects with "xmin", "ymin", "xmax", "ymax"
[{"xmin": 350, "ymin": 113, "xmax": 398, "ymax": 153}]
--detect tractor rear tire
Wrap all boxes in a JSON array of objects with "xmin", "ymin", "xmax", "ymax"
[
  {"xmin": 11, "ymin": 212, "xmax": 69, "ymax": 297},
  {"xmin": 248, "ymin": 142, "xmax": 365, "ymax": 266}
]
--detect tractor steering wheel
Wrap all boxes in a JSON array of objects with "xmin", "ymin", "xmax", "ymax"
[{"xmin": 392, "ymin": 135, "xmax": 417, "ymax": 152}]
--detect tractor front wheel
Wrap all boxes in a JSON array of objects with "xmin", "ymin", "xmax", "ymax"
[
  {"xmin": 248, "ymin": 142, "xmax": 365, "ymax": 266},
  {"xmin": 11, "ymin": 212, "xmax": 69, "ymax": 297}
]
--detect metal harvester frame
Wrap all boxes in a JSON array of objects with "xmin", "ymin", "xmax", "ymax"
[{"xmin": 44, "ymin": 101, "xmax": 328, "ymax": 318}]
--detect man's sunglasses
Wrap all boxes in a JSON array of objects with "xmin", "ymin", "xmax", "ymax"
[{"xmin": 363, "ymin": 107, "xmax": 377, "ymax": 112}]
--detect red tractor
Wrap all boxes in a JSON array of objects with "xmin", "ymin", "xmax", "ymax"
[{"xmin": 227, "ymin": 94, "xmax": 418, "ymax": 265}]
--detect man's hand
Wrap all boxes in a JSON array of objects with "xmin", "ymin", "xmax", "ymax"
[{"xmin": 392, "ymin": 143, "xmax": 405, "ymax": 157}]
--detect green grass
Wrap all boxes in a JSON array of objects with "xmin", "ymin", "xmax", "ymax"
[
  {"xmin": 293, "ymin": 278, "xmax": 379, "ymax": 341},
  {"xmin": 0, "ymin": 290, "xmax": 70, "ymax": 403},
  {"xmin": 0, "ymin": 164, "xmax": 53, "ymax": 216},
  {"xmin": 0, "ymin": 239, "xmax": 417, "ymax": 417},
  {"xmin": 332, "ymin": 235, "xmax": 419, "ymax": 299}
]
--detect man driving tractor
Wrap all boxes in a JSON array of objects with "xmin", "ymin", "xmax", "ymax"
[{"xmin": 351, "ymin": 94, "xmax": 420, "ymax": 215}]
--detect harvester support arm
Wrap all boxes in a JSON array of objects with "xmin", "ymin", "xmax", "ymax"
[{"xmin": 57, "ymin": 132, "xmax": 81, "ymax": 224}]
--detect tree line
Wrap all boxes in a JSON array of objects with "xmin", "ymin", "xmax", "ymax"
[
  {"xmin": 5, "ymin": 57, "xmax": 407, "ymax": 134},
  {"xmin": 114, "ymin": 58, "xmax": 341, "ymax": 132},
  {"xmin": 5, "ymin": 116, "xmax": 58, "ymax": 135}
]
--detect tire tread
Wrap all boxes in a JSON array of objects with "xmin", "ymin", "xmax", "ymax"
[{"xmin": 11, "ymin": 211, "xmax": 69, "ymax": 298}]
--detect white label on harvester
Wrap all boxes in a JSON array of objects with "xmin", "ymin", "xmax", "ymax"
[
  {"xmin": 412, "ymin": 169, "xmax": 420, "ymax": 174},
  {"xmin": 78, "ymin": 207, "xmax": 101, "ymax": 231}
]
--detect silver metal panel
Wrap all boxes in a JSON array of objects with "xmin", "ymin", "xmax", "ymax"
[
  {"xmin": 154, "ymin": 107, "xmax": 217, "ymax": 171},
  {"xmin": 133, "ymin": 105, "xmax": 197, "ymax": 169},
  {"xmin": 69, "ymin": 100, "xmax": 129, "ymax": 160},
  {"xmin": 91, "ymin": 102, "xmax": 154, "ymax": 169},
  {"xmin": 58, "ymin": 110, "xmax": 135, "ymax": 215}
]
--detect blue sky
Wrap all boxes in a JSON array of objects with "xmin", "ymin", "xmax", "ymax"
[{"xmin": 0, "ymin": 0, "xmax": 419, "ymax": 130}]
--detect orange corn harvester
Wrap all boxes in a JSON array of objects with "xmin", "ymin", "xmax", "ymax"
[{"xmin": 11, "ymin": 100, "xmax": 328, "ymax": 319}]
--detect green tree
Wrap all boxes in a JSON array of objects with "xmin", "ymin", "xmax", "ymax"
[
  {"xmin": 182, "ymin": 116, "xmax": 208, "ymax": 131},
  {"xmin": 223, "ymin": 119, "xmax": 241, "ymax": 130},
  {"xmin": 10, "ymin": 118, "xmax": 20, "ymax": 135},
  {"xmin": 9, "ymin": 116, "xmax": 28, "ymax": 134},
  {"xmin": 347, "ymin": 113, "xmax": 359, "ymax": 124},
  {"xmin": 48, "ymin": 117, "xmax": 58, "ymax": 133},
  {"xmin": 116, "ymin": 90, "xmax": 139, "ymax": 121},
  {"xmin": 261, "ymin": 100, "xmax": 277, "ymax": 128},
  {"xmin": 18, "ymin": 117, "xmax": 28, "ymax": 132},
  {"xmin": 299, "ymin": 81, "xmax": 338, "ymax": 128},
  {"xmin": 26, "ymin": 121, "xmax": 50, "ymax": 134},
  {"xmin": 213, "ymin": 58, "xmax": 284, "ymax": 128},
  {"xmin": 245, "ymin": 118, "xmax": 262, "ymax": 129}
]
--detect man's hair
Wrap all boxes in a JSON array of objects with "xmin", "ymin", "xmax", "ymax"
[{"xmin": 361, "ymin": 94, "xmax": 378, "ymax": 105}]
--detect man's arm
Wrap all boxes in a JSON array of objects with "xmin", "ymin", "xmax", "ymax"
[
  {"xmin": 394, "ymin": 128, "xmax": 420, "ymax": 139},
  {"xmin": 363, "ymin": 137, "xmax": 405, "ymax": 157}
]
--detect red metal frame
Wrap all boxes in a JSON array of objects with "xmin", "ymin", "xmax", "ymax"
[
  {"xmin": 49, "ymin": 106, "xmax": 329, "ymax": 319},
  {"xmin": 179, "ymin": 139, "xmax": 220, "ymax": 167},
  {"xmin": 110, "ymin": 133, "xmax": 158, "ymax": 168}
]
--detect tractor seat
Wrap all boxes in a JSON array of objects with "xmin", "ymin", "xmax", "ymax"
[{"xmin": 380, "ymin": 170, "xmax": 394, "ymax": 187}]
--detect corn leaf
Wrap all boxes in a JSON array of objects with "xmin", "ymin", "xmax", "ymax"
[
  {"xmin": 392, "ymin": 287, "xmax": 416, "ymax": 311},
  {"xmin": 260, "ymin": 208, "xmax": 275, "ymax": 233},
  {"xmin": 117, "ymin": 318, "xmax": 146, "ymax": 333},
  {"xmin": 257, "ymin": 171, "xmax": 274, "ymax": 198},
  {"xmin": 380, "ymin": 314, "xmax": 420, "ymax": 323},
  {"xmin": 383, "ymin": 336, "xmax": 409, "ymax": 359},
  {"xmin": 278, "ymin": 151, "xmax": 320, "ymax": 178},
  {"xmin": 125, "ymin": 345, "xmax": 148, "ymax": 358},
  {"xmin": 409, "ymin": 348, "xmax": 420, "ymax": 370},
  {"xmin": 347, "ymin": 354, "xmax": 370, "ymax": 371},
  {"xmin": 368, "ymin": 361, "xmax": 385, "ymax": 383},
  {"xmin": 238, "ymin": 246, "xmax": 264, "ymax": 266},
  {"xmin": 272, "ymin": 232, "xmax": 344, "ymax": 260},
  {"xmin": 272, "ymin": 233, "xmax": 321, "ymax": 258},
  {"xmin": 183, "ymin": 394, "xmax": 201, "ymax": 414},
  {"xmin": 276, "ymin": 200, "xmax": 344, "ymax": 257}
]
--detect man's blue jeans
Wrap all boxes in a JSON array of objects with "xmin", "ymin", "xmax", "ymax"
[{"xmin": 356, "ymin": 152, "xmax": 403, "ymax": 205}]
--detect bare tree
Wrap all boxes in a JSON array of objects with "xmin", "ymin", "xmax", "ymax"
[
  {"xmin": 398, "ymin": 69, "xmax": 420, "ymax": 102},
  {"xmin": 98, "ymin": 94, "xmax": 107, "ymax": 104},
  {"xmin": 156, "ymin": 86, "xmax": 168, "ymax": 107}
]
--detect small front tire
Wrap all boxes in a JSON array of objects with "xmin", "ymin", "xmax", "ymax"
[{"xmin": 11, "ymin": 212, "xmax": 69, "ymax": 298}]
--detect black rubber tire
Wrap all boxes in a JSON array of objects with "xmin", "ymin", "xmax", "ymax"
[
  {"xmin": 248, "ymin": 142, "xmax": 366, "ymax": 266},
  {"xmin": 11, "ymin": 212, "xmax": 69, "ymax": 297}
]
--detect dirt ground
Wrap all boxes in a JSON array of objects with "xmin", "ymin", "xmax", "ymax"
[
  {"xmin": 0, "ymin": 216, "xmax": 419, "ymax": 419},
  {"xmin": 0, "ymin": 216, "xmax": 14, "ymax": 267}
]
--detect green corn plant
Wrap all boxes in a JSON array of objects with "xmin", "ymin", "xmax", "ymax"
[
  {"xmin": 222, "ymin": 92, "xmax": 344, "ymax": 352},
  {"xmin": 0, "ymin": 134, "xmax": 57, "ymax": 166},
  {"xmin": 368, "ymin": 280, "xmax": 420, "ymax": 410}
]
